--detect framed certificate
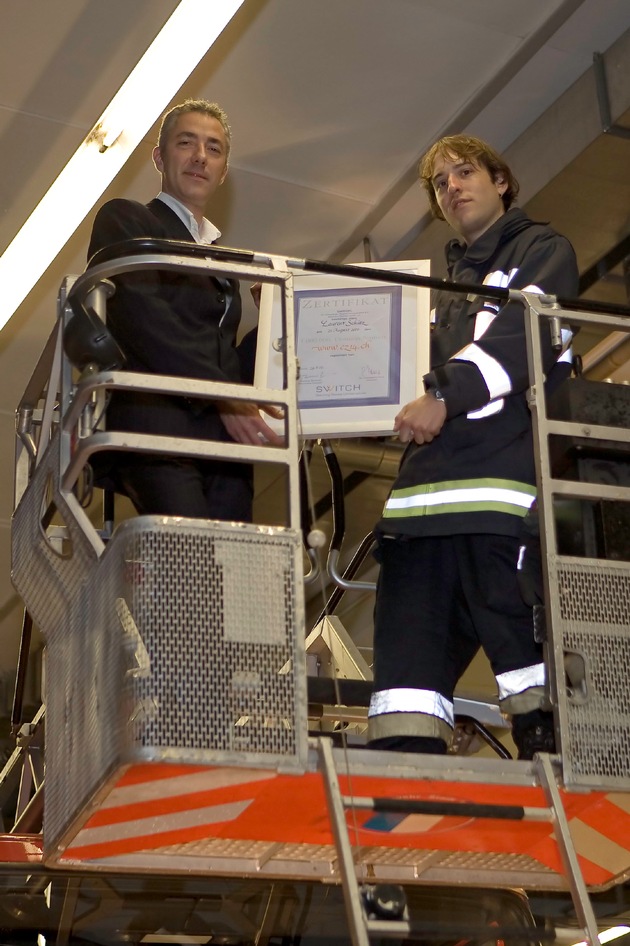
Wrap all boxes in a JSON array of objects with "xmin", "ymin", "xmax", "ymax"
[{"xmin": 254, "ymin": 260, "xmax": 431, "ymax": 438}]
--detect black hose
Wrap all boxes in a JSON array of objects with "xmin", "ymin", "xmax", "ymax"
[{"xmin": 321, "ymin": 442, "xmax": 345, "ymax": 553}]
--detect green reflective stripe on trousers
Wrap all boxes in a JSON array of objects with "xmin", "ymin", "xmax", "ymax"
[
  {"xmin": 383, "ymin": 499, "xmax": 531, "ymax": 518},
  {"xmin": 382, "ymin": 477, "xmax": 536, "ymax": 519}
]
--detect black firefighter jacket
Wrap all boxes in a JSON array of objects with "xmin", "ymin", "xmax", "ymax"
[{"xmin": 378, "ymin": 208, "xmax": 579, "ymax": 539}]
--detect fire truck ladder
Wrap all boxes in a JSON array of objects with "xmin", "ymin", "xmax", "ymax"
[{"xmin": 319, "ymin": 737, "xmax": 599, "ymax": 946}]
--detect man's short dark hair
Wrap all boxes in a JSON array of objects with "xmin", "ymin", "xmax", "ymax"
[
  {"xmin": 419, "ymin": 134, "xmax": 519, "ymax": 220},
  {"xmin": 157, "ymin": 99, "xmax": 232, "ymax": 160}
]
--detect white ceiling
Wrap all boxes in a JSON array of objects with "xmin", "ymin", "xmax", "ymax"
[{"xmin": 0, "ymin": 0, "xmax": 629, "ymax": 684}]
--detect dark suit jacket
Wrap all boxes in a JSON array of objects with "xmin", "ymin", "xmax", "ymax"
[{"xmin": 87, "ymin": 197, "xmax": 243, "ymax": 447}]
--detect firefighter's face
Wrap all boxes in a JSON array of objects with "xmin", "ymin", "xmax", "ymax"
[{"xmin": 431, "ymin": 153, "xmax": 507, "ymax": 245}]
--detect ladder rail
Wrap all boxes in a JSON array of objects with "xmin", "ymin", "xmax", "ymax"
[{"xmin": 320, "ymin": 737, "xmax": 600, "ymax": 946}]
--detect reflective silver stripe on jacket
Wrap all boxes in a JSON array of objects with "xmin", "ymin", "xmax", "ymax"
[
  {"xmin": 483, "ymin": 267, "xmax": 520, "ymax": 289},
  {"xmin": 452, "ymin": 342, "xmax": 512, "ymax": 400},
  {"xmin": 368, "ymin": 687, "xmax": 454, "ymax": 728},
  {"xmin": 467, "ymin": 397, "xmax": 504, "ymax": 420},
  {"xmin": 496, "ymin": 662, "xmax": 546, "ymax": 700},
  {"xmin": 383, "ymin": 478, "xmax": 536, "ymax": 519}
]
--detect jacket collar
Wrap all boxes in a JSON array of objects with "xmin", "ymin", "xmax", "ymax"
[{"xmin": 445, "ymin": 207, "xmax": 533, "ymax": 272}]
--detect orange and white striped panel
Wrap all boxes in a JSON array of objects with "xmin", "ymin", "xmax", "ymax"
[{"xmin": 54, "ymin": 762, "xmax": 630, "ymax": 890}]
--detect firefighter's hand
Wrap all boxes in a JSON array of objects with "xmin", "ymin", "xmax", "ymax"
[
  {"xmin": 218, "ymin": 399, "xmax": 285, "ymax": 446},
  {"xmin": 394, "ymin": 393, "xmax": 447, "ymax": 444}
]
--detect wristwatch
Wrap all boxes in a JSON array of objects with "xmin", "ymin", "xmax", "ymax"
[{"xmin": 429, "ymin": 388, "xmax": 446, "ymax": 403}]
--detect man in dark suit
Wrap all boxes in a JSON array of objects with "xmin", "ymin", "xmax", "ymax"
[{"xmin": 88, "ymin": 99, "xmax": 281, "ymax": 520}]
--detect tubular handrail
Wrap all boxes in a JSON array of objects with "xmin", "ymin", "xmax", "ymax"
[
  {"xmin": 73, "ymin": 236, "xmax": 630, "ymax": 318},
  {"xmin": 289, "ymin": 254, "xmax": 630, "ymax": 318},
  {"xmin": 321, "ymin": 440, "xmax": 377, "ymax": 592}
]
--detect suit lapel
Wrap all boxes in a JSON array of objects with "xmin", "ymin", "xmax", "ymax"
[
  {"xmin": 146, "ymin": 197, "xmax": 234, "ymax": 321},
  {"xmin": 146, "ymin": 197, "xmax": 195, "ymax": 241}
]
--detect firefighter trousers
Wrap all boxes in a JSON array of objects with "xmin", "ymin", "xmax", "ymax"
[{"xmin": 367, "ymin": 533, "xmax": 546, "ymax": 744}]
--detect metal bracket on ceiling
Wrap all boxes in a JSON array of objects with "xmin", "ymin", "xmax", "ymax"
[{"xmin": 593, "ymin": 50, "xmax": 630, "ymax": 140}]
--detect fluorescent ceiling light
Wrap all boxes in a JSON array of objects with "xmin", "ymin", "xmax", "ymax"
[
  {"xmin": 0, "ymin": 0, "xmax": 246, "ymax": 331},
  {"xmin": 572, "ymin": 926, "xmax": 630, "ymax": 946}
]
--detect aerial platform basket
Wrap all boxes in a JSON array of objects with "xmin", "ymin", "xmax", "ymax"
[
  {"xmin": 11, "ymin": 426, "xmax": 308, "ymax": 862},
  {"xmin": 19, "ymin": 430, "xmax": 630, "ymax": 895},
  {"xmin": 9, "ymin": 245, "xmax": 630, "ymax": 946},
  {"xmin": 11, "ymin": 243, "xmax": 309, "ymax": 864}
]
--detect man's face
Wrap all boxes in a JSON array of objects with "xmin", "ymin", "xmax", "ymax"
[
  {"xmin": 431, "ymin": 153, "xmax": 506, "ymax": 245},
  {"xmin": 152, "ymin": 111, "xmax": 228, "ymax": 218}
]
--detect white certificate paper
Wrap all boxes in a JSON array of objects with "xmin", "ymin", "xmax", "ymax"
[
  {"xmin": 255, "ymin": 259, "xmax": 430, "ymax": 438},
  {"xmin": 296, "ymin": 285, "xmax": 402, "ymax": 408}
]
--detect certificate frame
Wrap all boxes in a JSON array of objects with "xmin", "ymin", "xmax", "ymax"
[{"xmin": 254, "ymin": 260, "xmax": 431, "ymax": 438}]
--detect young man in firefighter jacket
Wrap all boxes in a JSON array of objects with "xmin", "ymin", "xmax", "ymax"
[{"xmin": 367, "ymin": 134, "xmax": 579, "ymax": 760}]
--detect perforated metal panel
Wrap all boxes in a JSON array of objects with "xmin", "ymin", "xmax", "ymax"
[
  {"xmin": 106, "ymin": 517, "xmax": 307, "ymax": 760},
  {"xmin": 11, "ymin": 433, "xmax": 119, "ymax": 851},
  {"xmin": 552, "ymin": 556, "xmax": 630, "ymax": 789},
  {"xmin": 44, "ymin": 579, "xmax": 124, "ymax": 859},
  {"xmin": 40, "ymin": 515, "xmax": 307, "ymax": 855},
  {"xmin": 11, "ymin": 434, "xmax": 99, "ymax": 635}
]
